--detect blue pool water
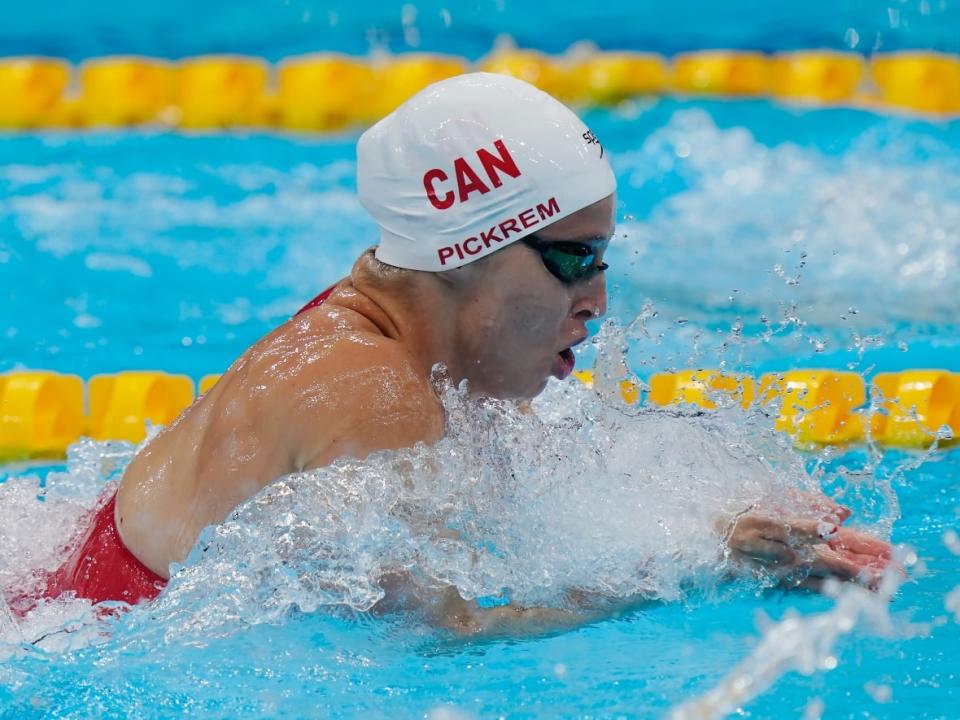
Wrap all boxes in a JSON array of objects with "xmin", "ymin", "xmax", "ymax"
[
  {"xmin": 4, "ymin": 99, "xmax": 960, "ymax": 379},
  {"xmin": 5, "ymin": 0, "xmax": 960, "ymax": 59},
  {"xmin": 2, "ymin": 96, "xmax": 958, "ymax": 720},
  {"xmin": 3, "ymin": 2, "xmax": 960, "ymax": 718}
]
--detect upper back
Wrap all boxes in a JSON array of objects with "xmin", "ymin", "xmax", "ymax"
[{"xmin": 116, "ymin": 292, "xmax": 444, "ymax": 575}]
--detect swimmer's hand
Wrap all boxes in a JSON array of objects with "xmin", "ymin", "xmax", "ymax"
[{"xmin": 724, "ymin": 509, "xmax": 894, "ymax": 592}]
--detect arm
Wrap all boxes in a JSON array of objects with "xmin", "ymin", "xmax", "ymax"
[
  {"xmin": 374, "ymin": 571, "xmax": 608, "ymax": 637},
  {"xmin": 432, "ymin": 587, "xmax": 587, "ymax": 637}
]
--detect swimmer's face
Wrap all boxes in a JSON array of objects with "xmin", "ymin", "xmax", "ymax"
[{"xmin": 449, "ymin": 194, "xmax": 615, "ymax": 399}]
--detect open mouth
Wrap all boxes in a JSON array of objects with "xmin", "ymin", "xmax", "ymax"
[{"xmin": 555, "ymin": 347, "xmax": 576, "ymax": 380}]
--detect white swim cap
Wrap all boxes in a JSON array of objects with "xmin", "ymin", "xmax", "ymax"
[{"xmin": 357, "ymin": 72, "xmax": 617, "ymax": 271}]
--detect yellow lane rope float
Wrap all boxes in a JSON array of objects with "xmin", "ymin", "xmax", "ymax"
[
  {"xmin": 2, "ymin": 48, "xmax": 960, "ymax": 132},
  {"xmin": 671, "ymin": 50, "xmax": 771, "ymax": 97},
  {"xmin": 175, "ymin": 55, "xmax": 271, "ymax": 129},
  {"xmin": 1, "ymin": 368, "xmax": 957, "ymax": 461}
]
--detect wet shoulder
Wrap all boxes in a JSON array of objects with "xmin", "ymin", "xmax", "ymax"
[{"xmin": 234, "ymin": 305, "xmax": 431, "ymax": 415}]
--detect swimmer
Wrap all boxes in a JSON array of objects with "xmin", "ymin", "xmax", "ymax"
[{"xmin": 34, "ymin": 73, "xmax": 892, "ymax": 631}]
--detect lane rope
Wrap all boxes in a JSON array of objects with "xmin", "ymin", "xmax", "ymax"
[{"xmin": 2, "ymin": 48, "xmax": 959, "ymax": 131}]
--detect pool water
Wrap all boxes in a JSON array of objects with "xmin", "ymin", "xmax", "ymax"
[
  {"xmin": 6, "ymin": 0, "xmax": 960, "ymax": 60},
  {"xmin": 4, "ymin": 100, "xmax": 960, "ymax": 378},
  {"xmin": 3, "ymin": 1, "xmax": 960, "ymax": 714},
  {"xmin": 2, "ymin": 96, "xmax": 958, "ymax": 719},
  {"xmin": 0, "ymin": 409, "xmax": 957, "ymax": 719}
]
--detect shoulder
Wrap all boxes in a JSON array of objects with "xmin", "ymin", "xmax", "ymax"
[{"xmin": 241, "ymin": 311, "xmax": 443, "ymax": 468}]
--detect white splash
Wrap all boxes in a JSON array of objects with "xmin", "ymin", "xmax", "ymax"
[
  {"xmin": 0, "ymin": 371, "xmax": 894, "ymax": 655},
  {"xmin": 0, "ymin": 439, "xmax": 143, "ymax": 649},
  {"xmin": 944, "ymin": 529, "xmax": 960, "ymax": 622},
  {"xmin": 608, "ymin": 109, "xmax": 960, "ymax": 334},
  {"xmin": 124, "ymin": 376, "xmax": 864, "ymax": 642},
  {"xmin": 667, "ymin": 557, "xmax": 908, "ymax": 720}
]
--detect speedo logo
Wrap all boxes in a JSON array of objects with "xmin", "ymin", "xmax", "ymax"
[{"xmin": 422, "ymin": 139, "xmax": 522, "ymax": 210}]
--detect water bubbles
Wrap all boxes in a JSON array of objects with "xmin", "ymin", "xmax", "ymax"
[
  {"xmin": 137, "ymin": 371, "xmax": 844, "ymax": 642},
  {"xmin": 671, "ymin": 560, "xmax": 905, "ymax": 719},
  {"xmin": 427, "ymin": 705, "xmax": 475, "ymax": 720},
  {"xmin": 803, "ymin": 697, "xmax": 825, "ymax": 719},
  {"xmin": 73, "ymin": 313, "xmax": 102, "ymax": 329},
  {"xmin": 608, "ymin": 108, "xmax": 960, "ymax": 369},
  {"xmin": 401, "ymin": 4, "xmax": 420, "ymax": 47},
  {"xmin": 943, "ymin": 529, "xmax": 960, "ymax": 556},
  {"xmin": 946, "ymin": 587, "xmax": 960, "ymax": 621},
  {"xmin": 864, "ymin": 681, "xmax": 893, "ymax": 703}
]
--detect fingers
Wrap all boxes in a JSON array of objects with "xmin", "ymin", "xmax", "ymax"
[
  {"xmin": 809, "ymin": 545, "xmax": 862, "ymax": 580},
  {"xmin": 821, "ymin": 497, "xmax": 852, "ymax": 523},
  {"xmin": 806, "ymin": 493, "xmax": 852, "ymax": 523},
  {"xmin": 729, "ymin": 515, "xmax": 835, "ymax": 571},
  {"xmin": 786, "ymin": 490, "xmax": 853, "ymax": 524},
  {"xmin": 828, "ymin": 528, "xmax": 893, "ymax": 561},
  {"xmin": 728, "ymin": 511, "xmax": 894, "ymax": 593},
  {"xmin": 730, "ymin": 537, "xmax": 796, "ymax": 566},
  {"xmin": 809, "ymin": 545, "xmax": 884, "ymax": 589},
  {"xmin": 740, "ymin": 515, "xmax": 838, "ymax": 546}
]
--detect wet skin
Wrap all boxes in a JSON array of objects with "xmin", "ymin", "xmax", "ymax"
[
  {"xmin": 116, "ymin": 195, "xmax": 615, "ymax": 578},
  {"xmin": 114, "ymin": 192, "xmax": 893, "ymax": 631}
]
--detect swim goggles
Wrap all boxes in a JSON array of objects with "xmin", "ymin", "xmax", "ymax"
[{"xmin": 521, "ymin": 235, "xmax": 610, "ymax": 284}]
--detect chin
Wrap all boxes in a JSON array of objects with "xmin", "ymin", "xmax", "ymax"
[
  {"xmin": 481, "ymin": 375, "xmax": 546, "ymax": 401},
  {"xmin": 519, "ymin": 375, "xmax": 550, "ymax": 400}
]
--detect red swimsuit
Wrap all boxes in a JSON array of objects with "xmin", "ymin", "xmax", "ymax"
[
  {"xmin": 41, "ymin": 493, "xmax": 166, "ymax": 605},
  {"xmin": 36, "ymin": 284, "xmax": 340, "ymax": 608}
]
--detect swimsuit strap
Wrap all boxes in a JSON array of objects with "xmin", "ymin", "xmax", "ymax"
[{"xmin": 294, "ymin": 282, "xmax": 339, "ymax": 316}]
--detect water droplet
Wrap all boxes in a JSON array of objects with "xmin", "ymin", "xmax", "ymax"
[{"xmin": 865, "ymin": 681, "xmax": 893, "ymax": 703}]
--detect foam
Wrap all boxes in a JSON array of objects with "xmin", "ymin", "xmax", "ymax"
[
  {"xmin": 668, "ymin": 562, "xmax": 907, "ymax": 720},
  {"xmin": 118, "ymin": 369, "xmax": 863, "ymax": 641},
  {"xmin": 1, "ymin": 352, "xmax": 905, "ymax": 650},
  {"xmin": 606, "ymin": 108, "xmax": 960, "ymax": 365}
]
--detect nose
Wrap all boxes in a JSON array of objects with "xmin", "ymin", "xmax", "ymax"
[{"xmin": 570, "ymin": 271, "xmax": 607, "ymax": 322}]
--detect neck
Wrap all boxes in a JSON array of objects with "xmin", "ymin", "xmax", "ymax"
[{"xmin": 333, "ymin": 252, "xmax": 466, "ymax": 385}]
